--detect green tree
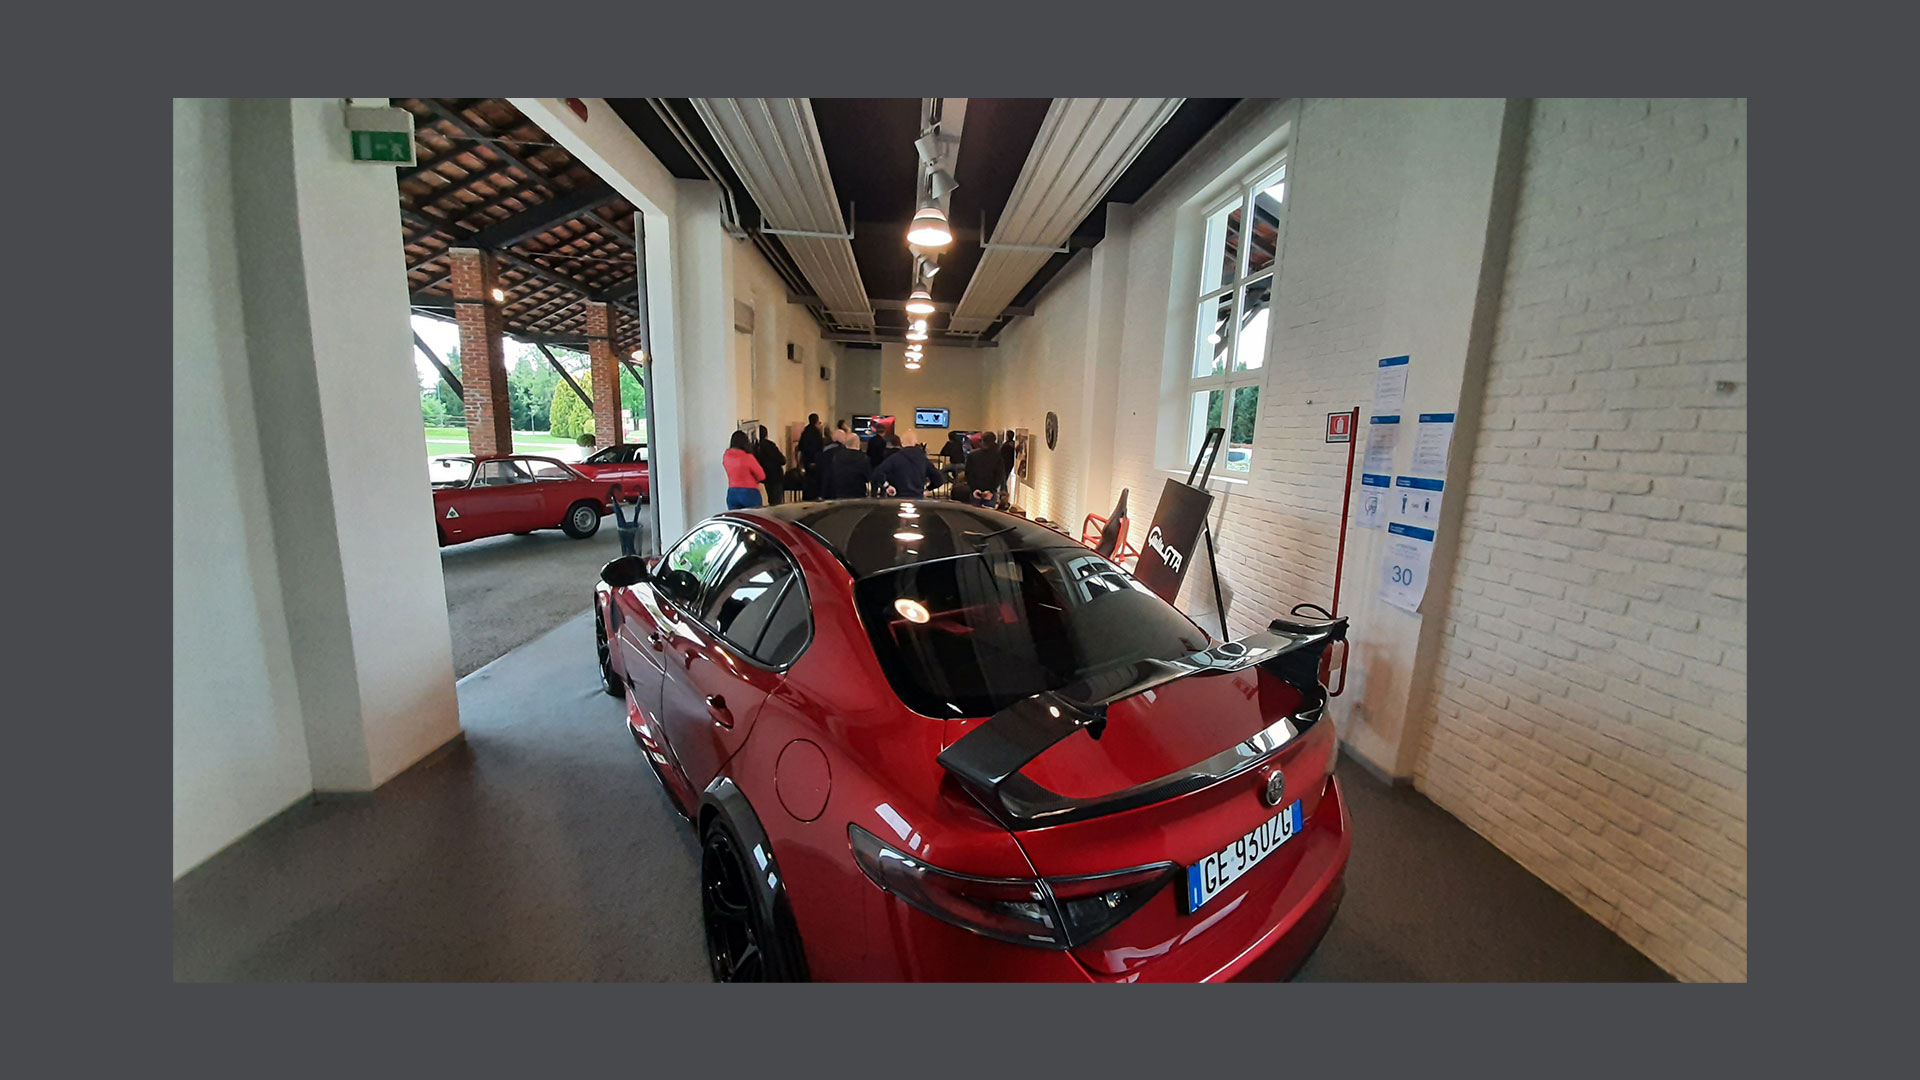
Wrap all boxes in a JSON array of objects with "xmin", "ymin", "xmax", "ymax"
[
  {"xmin": 433, "ymin": 345, "xmax": 464, "ymax": 427},
  {"xmin": 421, "ymin": 394, "xmax": 447, "ymax": 427},
  {"xmin": 550, "ymin": 372, "xmax": 594, "ymax": 440}
]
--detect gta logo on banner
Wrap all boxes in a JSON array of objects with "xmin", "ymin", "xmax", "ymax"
[{"xmin": 1133, "ymin": 478, "xmax": 1214, "ymax": 604}]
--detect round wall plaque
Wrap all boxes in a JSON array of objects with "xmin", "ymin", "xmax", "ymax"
[{"xmin": 1045, "ymin": 412, "xmax": 1059, "ymax": 450}]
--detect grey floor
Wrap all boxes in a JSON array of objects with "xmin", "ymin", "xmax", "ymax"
[
  {"xmin": 438, "ymin": 511, "xmax": 649, "ymax": 677},
  {"xmin": 172, "ymin": 611, "xmax": 1669, "ymax": 982}
]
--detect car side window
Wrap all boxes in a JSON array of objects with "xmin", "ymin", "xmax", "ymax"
[
  {"xmin": 656, "ymin": 523, "xmax": 731, "ymax": 609},
  {"xmin": 523, "ymin": 458, "xmax": 572, "ymax": 480},
  {"xmin": 474, "ymin": 460, "xmax": 532, "ymax": 486},
  {"xmin": 700, "ymin": 527, "xmax": 798, "ymax": 657},
  {"xmin": 754, "ymin": 581, "xmax": 811, "ymax": 667},
  {"xmin": 585, "ymin": 447, "xmax": 619, "ymax": 465}
]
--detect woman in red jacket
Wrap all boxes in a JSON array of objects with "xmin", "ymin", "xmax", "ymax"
[{"xmin": 723, "ymin": 430, "xmax": 766, "ymax": 509}]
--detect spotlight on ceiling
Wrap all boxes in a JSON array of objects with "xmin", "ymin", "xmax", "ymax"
[
  {"xmin": 906, "ymin": 327, "xmax": 928, "ymax": 342},
  {"xmin": 905, "ymin": 289, "xmax": 936, "ymax": 316},
  {"xmin": 631, "ymin": 349, "xmax": 646, "ymax": 361},
  {"xmin": 928, "ymin": 168, "xmax": 959, "ymax": 202},
  {"xmin": 907, "ymin": 204, "xmax": 952, "ymax": 248},
  {"xmin": 491, "ymin": 287, "xmax": 506, "ymax": 302}
]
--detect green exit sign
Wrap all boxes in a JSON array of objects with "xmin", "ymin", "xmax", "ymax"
[
  {"xmin": 351, "ymin": 129, "xmax": 413, "ymax": 163},
  {"xmin": 344, "ymin": 104, "xmax": 417, "ymax": 166}
]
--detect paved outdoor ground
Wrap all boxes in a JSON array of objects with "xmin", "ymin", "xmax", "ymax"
[{"xmin": 438, "ymin": 510, "xmax": 652, "ymax": 678}]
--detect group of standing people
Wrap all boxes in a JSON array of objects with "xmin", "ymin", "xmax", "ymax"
[{"xmin": 726, "ymin": 415, "xmax": 1018, "ymax": 508}]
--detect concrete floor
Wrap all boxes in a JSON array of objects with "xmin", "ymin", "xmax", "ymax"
[
  {"xmin": 172, "ymin": 611, "xmax": 1669, "ymax": 982},
  {"xmin": 438, "ymin": 509, "xmax": 650, "ymax": 677}
]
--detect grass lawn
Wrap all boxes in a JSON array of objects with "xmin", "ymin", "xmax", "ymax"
[{"xmin": 424, "ymin": 427, "xmax": 587, "ymax": 459}]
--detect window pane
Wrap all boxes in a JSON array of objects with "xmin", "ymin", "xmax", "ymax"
[
  {"xmin": 1247, "ymin": 166, "xmax": 1285, "ymax": 276},
  {"xmin": 756, "ymin": 583, "xmax": 812, "ymax": 666},
  {"xmin": 1234, "ymin": 277, "xmax": 1272, "ymax": 372},
  {"xmin": 1189, "ymin": 388, "xmax": 1224, "ymax": 466},
  {"xmin": 1201, "ymin": 201, "xmax": 1243, "ymax": 293},
  {"xmin": 1225, "ymin": 385, "xmax": 1260, "ymax": 473},
  {"xmin": 1192, "ymin": 295, "xmax": 1234, "ymax": 377},
  {"xmin": 658, "ymin": 523, "xmax": 730, "ymax": 607},
  {"xmin": 851, "ymin": 547, "xmax": 1210, "ymax": 718},
  {"xmin": 701, "ymin": 528, "xmax": 796, "ymax": 651}
]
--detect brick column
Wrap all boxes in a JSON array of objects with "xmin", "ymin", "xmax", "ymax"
[
  {"xmin": 585, "ymin": 301, "xmax": 623, "ymax": 446},
  {"xmin": 449, "ymin": 248, "xmax": 512, "ymax": 456}
]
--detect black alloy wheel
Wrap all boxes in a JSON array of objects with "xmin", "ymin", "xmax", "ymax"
[
  {"xmin": 594, "ymin": 602, "xmax": 622, "ymax": 697},
  {"xmin": 701, "ymin": 818, "xmax": 806, "ymax": 982}
]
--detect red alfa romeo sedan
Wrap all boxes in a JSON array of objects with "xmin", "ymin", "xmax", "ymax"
[
  {"xmin": 432, "ymin": 454, "xmax": 613, "ymax": 546},
  {"xmin": 571, "ymin": 442, "xmax": 650, "ymax": 502},
  {"xmin": 593, "ymin": 500, "xmax": 1351, "ymax": 982}
]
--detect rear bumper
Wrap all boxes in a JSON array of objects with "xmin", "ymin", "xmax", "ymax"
[{"xmin": 1095, "ymin": 774, "xmax": 1352, "ymax": 983}]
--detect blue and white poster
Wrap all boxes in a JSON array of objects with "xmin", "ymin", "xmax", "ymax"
[
  {"xmin": 1410, "ymin": 413, "xmax": 1456, "ymax": 476},
  {"xmin": 1393, "ymin": 475, "xmax": 1445, "ymax": 527},
  {"xmin": 1380, "ymin": 522, "xmax": 1435, "ymax": 614},
  {"xmin": 1357, "ymin": 473, "xmax": 1391, "ymax": 530}
]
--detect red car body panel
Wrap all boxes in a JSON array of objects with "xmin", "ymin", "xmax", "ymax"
[
  {"xmin": 598, "ymin": 502, "xmax": 1349, "ymax": 981},
  {"xmin": 572, "ymin": 444, "xmax": 650, "ymax": 499},
  {"xmin": 432, "ymin": 454, "xmax": 611, "ymax": 545}
]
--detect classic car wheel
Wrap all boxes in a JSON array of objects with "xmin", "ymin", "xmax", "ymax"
[
  {"xmin": 701, "ymin": 817, "xmax": 807, "ymax": 982},
  {"xmin": 594, "ymin": 604, "xmax": 622, "ymax": 697},
  {"xmin": 561, "ymin": 501, "xmax": 601, "ymax": 539}
]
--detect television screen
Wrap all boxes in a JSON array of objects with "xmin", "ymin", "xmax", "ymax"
[{"xmin": 914, "ymin": 407, "xmax": 950, "ymax": 427}]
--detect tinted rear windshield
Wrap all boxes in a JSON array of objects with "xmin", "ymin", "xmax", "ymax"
[{"xmin": 853, "ymin": 546, "xmax": 1211, "ymax": 718}]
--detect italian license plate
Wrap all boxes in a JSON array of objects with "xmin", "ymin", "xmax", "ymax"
[{"xmin": 1183, "ymin": 800, "xmax": 1304, "ymax": 915}]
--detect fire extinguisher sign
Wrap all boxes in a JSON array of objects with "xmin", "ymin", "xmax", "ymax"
[{"xmin": 1326, "ymin": 412, "xmax": 1354, "ymax": 443}]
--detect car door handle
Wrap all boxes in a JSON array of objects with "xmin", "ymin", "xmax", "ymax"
[{"xmin": 706, "ymin": 695, "xmax": 733, "ymax": 728}]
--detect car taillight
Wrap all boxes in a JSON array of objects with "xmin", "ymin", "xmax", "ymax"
[{"xmin": 849, "ymin": 825, "xmax": 1177, "ymax": 950}]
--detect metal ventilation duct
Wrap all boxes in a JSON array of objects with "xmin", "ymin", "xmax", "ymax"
[
  {"xmin": 948, "ymin": 98, "xmax": 1183, "ymax": 335},
  {"xmin": 690, "ymin": 99, "xmax": 875, "ymax": 331}
]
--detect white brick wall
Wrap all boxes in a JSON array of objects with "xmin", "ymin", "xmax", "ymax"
[{"xmin": 1413, "ymin": 98, "xmax": 1747, "ymax": 981}]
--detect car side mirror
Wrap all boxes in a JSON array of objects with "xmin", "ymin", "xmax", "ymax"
[{"xmin": 600, "ymin": 555, "xmax": 650, "ymax": 588}]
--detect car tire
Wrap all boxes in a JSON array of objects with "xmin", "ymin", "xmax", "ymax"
[
  {"xmin": 701, "ymin": 816, "xmax": 808, "ymax": 982},
  {"xmin": 594, "ymin": 601, "xmax": 622, "ymax": 698},
  {"xmin": 561, "ymin": 501, "xmax": 601, "ymax": 539}
]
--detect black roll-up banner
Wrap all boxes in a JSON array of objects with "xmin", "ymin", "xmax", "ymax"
[{"xmin": 1133, "ymin": 478, "xmax": 1214, "ymax": 604}]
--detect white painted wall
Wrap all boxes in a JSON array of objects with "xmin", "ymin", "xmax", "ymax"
[
  {"xmin": 173, "ymin": 98, "xmax": 313, "ymax": 878},
  {"xmin": 979, "ymin": 98, "xmax": 1746, "ymax": 979},
  {"xmin": 175, "ymin": 98, "xmax": 465, "ymax": 877},
  {"xmin": 878, "ymin": 344, "xmax": 987, "ymax": 439},
  {"xmin": 734, "ymin": 236, "xmax": 836, "ymax": 454}
]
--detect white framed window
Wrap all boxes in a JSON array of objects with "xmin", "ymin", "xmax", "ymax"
[{"xmin": 1185, "ymin": 161, "xmax": 1287, "ymax": 475}]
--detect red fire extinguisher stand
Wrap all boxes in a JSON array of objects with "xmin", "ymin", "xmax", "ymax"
[{"xmin": 1320, "ymin": 407, "xmax": 1360, "ymax": 696}]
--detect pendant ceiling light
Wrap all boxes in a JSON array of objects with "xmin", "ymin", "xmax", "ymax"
[
  {"xmin": 906, "ymin": 326, "xmax": 929, "ymax": 342},
  {"xmin": 905, "ymin": 288, "xmax": 936, "ymax": 316},
  {"xmin": 907, "ymin": 203, "xmax": 952, "ymax": 248}
]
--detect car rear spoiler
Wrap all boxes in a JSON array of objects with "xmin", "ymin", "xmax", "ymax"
[{"xmin": 936, "ymin": 614, "xmax": 1349, "ymax": 831}]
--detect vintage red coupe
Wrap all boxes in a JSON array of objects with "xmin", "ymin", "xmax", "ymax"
[
  {"xmin": 593, "ymin": 500, "xmax": 1351, "ymax": 981},
  {"xmin": 571, "ymin": 442, "xmax": 650, "ymax": 502},
  {"xmin": 432, "ymin": 454, "xmax": 613, "ymax": 546}
]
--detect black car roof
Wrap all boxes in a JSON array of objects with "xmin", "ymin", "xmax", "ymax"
[{"xmin": 749, "ymin": 500, "xmax": 1084, "ymax": 579}]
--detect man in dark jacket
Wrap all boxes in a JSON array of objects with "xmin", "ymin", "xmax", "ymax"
[
  {"xmin": 940, "ymin": 430, "xmax": 967, "ymax": 462},
  {"xmin": 819, "ymin": 430, "xmax": 873, "ymax": 499},
  {"xmin": 866, "ymin": 416, "xmax": 895, "ymax": 471},
  {"xmin": 797, "ymin": 414, "xmax": 825, "ymax": 501},
  {"xmin": 753, "ymin": 424, "xmax": 787, "ymax": 505},
  {"xmin": 999, "ymin": 429, "xmax": 1017, "ymax": 502},
  {"xmin": 872, "ymin": 433, "xmax": 940, "ymax": 498},
  {"xmin": 964, "ymin": 431, "xmax": 1006, "ymax": 507}
]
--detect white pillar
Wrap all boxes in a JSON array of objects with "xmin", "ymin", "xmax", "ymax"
[{"xmin": 227, "ymin": 98, "xmax": 461, "ymax": 790}]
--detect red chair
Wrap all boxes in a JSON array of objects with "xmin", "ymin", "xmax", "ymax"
[{"xmin": 1081, "ymin": 489, "xmax": 1138, "ymax": 567}]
